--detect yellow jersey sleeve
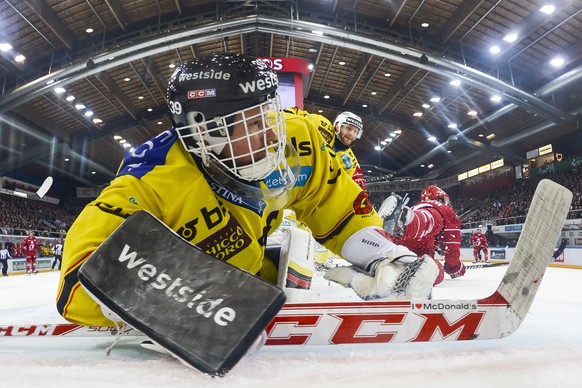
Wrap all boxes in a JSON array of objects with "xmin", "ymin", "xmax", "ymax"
[{"xmin": 283, "ymin": 113, "xmax": 382, "ymax": 255}]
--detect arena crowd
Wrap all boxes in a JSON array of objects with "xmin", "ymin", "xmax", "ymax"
[{"xmin": 1, "ymin": 167, "xmax": 581, "ymax": 255}]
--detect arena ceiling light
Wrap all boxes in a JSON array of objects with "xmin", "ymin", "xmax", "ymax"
[
  {"xmin": 550, "ymin": 57, "xmax": 565, "ymax": 67},
  {"xmin": 490, "ymin": 46, "xmax": 501, "ymax": 54},
  {"xmin": 503, "ymin": 33, "xmax": 518, "ymax": 43},
  {"xmin": 540, "ymin": 5, "xmax": 556, "ymax": 14}
]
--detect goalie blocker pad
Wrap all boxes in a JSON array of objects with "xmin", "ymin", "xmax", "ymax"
[{"xmin": 78, "ymin": 211, "xmax": 286, "ymax": 376}]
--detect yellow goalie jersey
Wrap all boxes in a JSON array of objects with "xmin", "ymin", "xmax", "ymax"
[{"xmin": 57, "ymin": 111, "xmax": 382, "ymax": 326}]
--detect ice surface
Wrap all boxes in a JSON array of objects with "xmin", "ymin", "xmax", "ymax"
[{"xmin": 1, "ymin": 267, "xmax": 581, "ymax": 388}]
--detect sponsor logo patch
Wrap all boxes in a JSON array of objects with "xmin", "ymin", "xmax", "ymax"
[
  {"xmin": 344, "ymin": 116, "xmax": 363, "ymax": 130},
  {"xmin": 178, "ymin": 71, "xmax": 231, "ymax": 81},
  {"xmin": 264, "ymin": 166, "xmax": 312, "ymax": 188},
  {"xmin": 116, "ymin": 244, "xmax": 236, "ymax": 326},
  {"xmin": 238, "ymin": 73, "xmax": 278, "ymax": 94},
  {"xmin": 353, "ymin": 191, "xmax": 374, "ymax": 215},
  {"xmin": 341, "ymin": 154, "xmax": 353, "ymax": 170},
  {"xmin": 187, "ymin": 89, "xmax": 216, "ymax": 99},
  {"xmin": 412, "ymin": 302, "xmax": 478, "ymax": 310},
  {"xmin": 198, "ymin": 216, "xmax": 252, "ymax": 262}
]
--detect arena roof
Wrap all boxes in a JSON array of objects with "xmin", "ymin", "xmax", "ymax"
[{"xmin": 0, "ymin": 0, "xmax": 580, "ymax": 195}]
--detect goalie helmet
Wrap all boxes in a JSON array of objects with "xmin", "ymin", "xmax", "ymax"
[
  {"xmin": 167, "ymin": 53, "xmax": 289, "ymax": 183},
  {"xmin": 333, "ymin": 111, "xmax": 363, "ymax": 140},
  {"xmin": 421, "ymin": 185, "xmax": 451, "ymax": 206}
]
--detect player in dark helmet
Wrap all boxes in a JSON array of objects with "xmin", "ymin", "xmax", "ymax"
[
  {"xmin": 167, "ymin": 54, "xmax": 298, "ymax": 198},
  {"xmin": 57, "ymin": 53, "xmax": 438, "ymax": 364}
]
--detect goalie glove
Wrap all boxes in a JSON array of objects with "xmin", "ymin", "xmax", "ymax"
[
  {"xmin": 378, "ymin": 193, "xmax": 413, "ymax": 235},
  {"xmin": 324, "ymin": 227, "xmax": 438, "ymax": 300}
]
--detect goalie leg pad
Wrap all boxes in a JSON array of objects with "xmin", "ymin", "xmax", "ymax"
[
  {"xmin": 276, "ymin": 227, "xmax": 315, "ymax": 290},
  {"xmin": 77, "ymin": 211, "xmax": 286, "ymax": 376},
  {"xmin": 324, "ymin": 254, "xmax": 437, "ymax": 300},
  {"xmin": 341, "ymin": 226, "xmax": 417, "ymax": 271},
  {"xmin": 392, "ymin": 255, "xmax": 439, "ymax": 298}
]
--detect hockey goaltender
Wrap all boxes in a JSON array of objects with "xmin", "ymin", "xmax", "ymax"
[{"xmin": 56, "ymin": 53, "xmax": 439, "ymax": 375}]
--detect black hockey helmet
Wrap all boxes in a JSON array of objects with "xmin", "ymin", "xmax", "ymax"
[
  {"xmin": 166, "ymin": 53, "xmax": 295, "ymax": 187},
  {"xmin": 167, "ymin": 53, "xmax": 278, "ymax": 128}
]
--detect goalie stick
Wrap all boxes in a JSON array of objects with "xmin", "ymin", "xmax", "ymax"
[
  {"xmin": 0, "ymin": 179, "xmax": 572, "ymax": 344},
  {"xmin": 466, "ymin": 238, "xmax": 568, "ymax": 270},
  {"xmin": 0, "ymin": 176, "xmax": 53, "ymax": 200}
]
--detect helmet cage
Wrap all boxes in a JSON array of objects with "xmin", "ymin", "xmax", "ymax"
[{"xmin": 176, "ymin": 95, "xmax": 287, "ymax": 182}]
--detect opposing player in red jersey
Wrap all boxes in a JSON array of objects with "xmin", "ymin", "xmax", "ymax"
[
  {"xmin": 378, "ymin": 185, "xmax": 465, "ymax": 285},
  {"xmin": 471, "ymin": 226, "xmax": 489, "ymax": 263},
  {"xmin": 22, "ymin": 230, "xmax": 39, "ymax": 275}
]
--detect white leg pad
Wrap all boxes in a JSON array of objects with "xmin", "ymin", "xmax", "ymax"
[{"xmin": 276, "ymin": 227, "xmax": 315, "ymax": 291}]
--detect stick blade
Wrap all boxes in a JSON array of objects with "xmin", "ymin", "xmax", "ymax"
[
  {"xmin": 498, "ymin": 179, "xmax": 572, "ymax": 318},
  {"xmin": 36, "ymin": 176, "xmax": 53, "ymax": 198}
]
